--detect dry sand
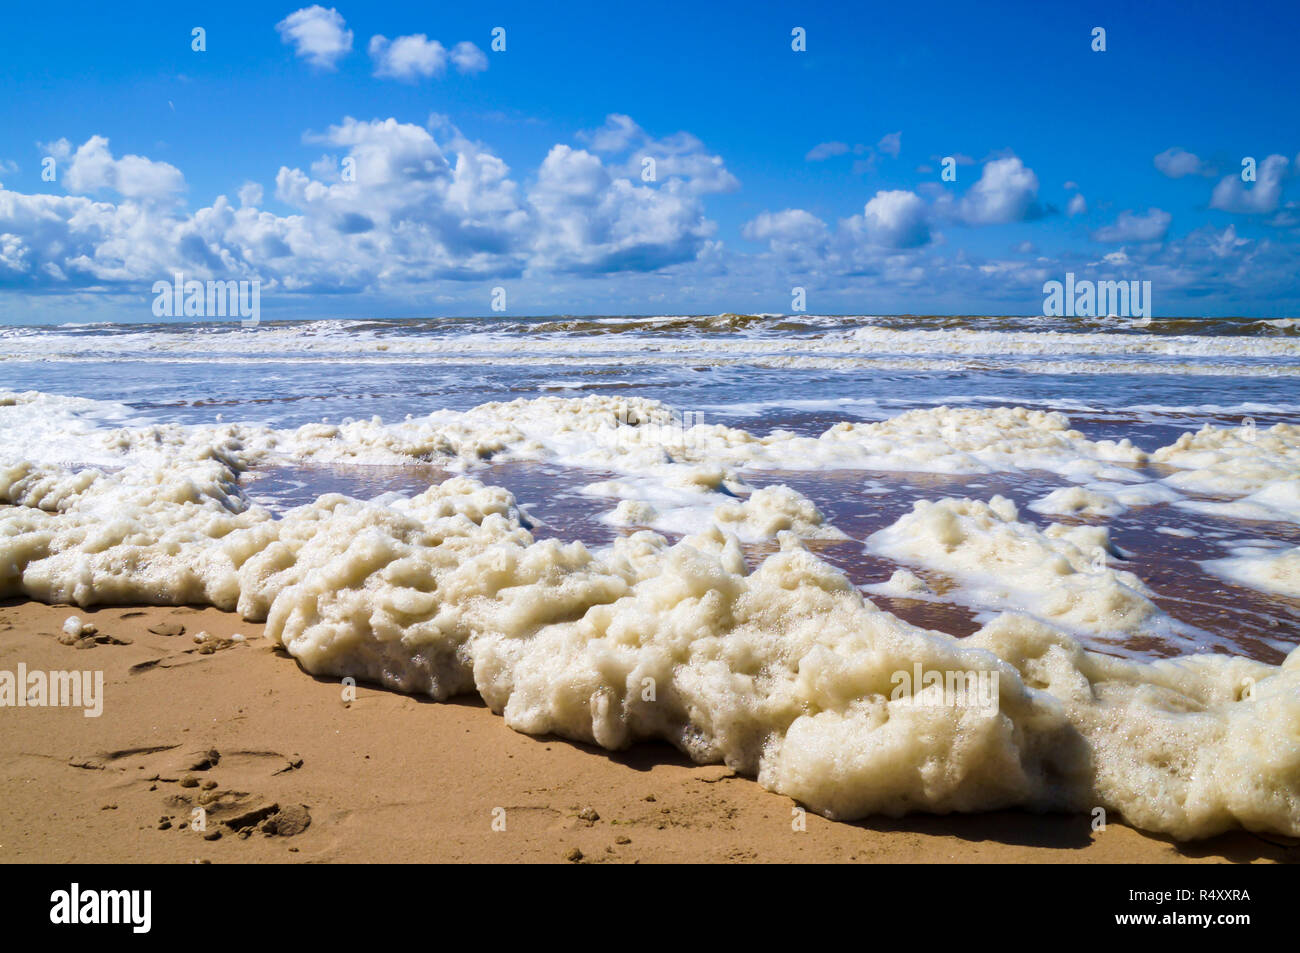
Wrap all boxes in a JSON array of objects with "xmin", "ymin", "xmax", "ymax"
[{"xmin": 1, "ymin": 599, "xmax": 1294, "ymax": 864}]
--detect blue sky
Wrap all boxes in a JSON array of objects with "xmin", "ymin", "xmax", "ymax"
[{"xmin": 1, "ymin": 0, "xmax": 1298, "ymax": 322}]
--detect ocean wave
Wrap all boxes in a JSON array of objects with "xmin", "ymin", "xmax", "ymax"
[{"xmin": 5, "ymin": 314, "xmax": 1300, "ymax": 358}]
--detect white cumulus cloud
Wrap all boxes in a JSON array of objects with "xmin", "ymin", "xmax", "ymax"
[
  {"xmin": 369, "ymin": 34, "xmax": 448, "ymax": 81},
  {"xmin": 1154, "ymin": 147, "xmax": 1213, "ymax": 179},
  {"xmin": 847, "ymin": 190, "xmax": 930, "ymax": 248},
  {"xmin": 949, "ymin": 157, "xmax": 1042, "ymax": 225},
  {"xmin": 581, "ymin": 114, "xmax": 739, "ymax": 196},
  {"xmin": 54, "ymin": 136, "xmax": 185, "ymax": 203},
  {"xmin": 527, "ymin": 143, "xmax": 718, "ymax": 274},
  {"xmin": 276, "ymin": 6, "xmax": 353, "ymax": 70},
  {"xmin": 0, "ymin": 116, "xmax": 733, "ymax": 294},
  {"xmin": 1210, "ymin": 154, "xmax": 1289, "ymax": 214},
  {"xmin": 742, "ymin": 209, "xmax": 830, "ymax": 256},
  {"xmin": 450, "ymin": 41, "xmax": 489, "ymax": 74}
]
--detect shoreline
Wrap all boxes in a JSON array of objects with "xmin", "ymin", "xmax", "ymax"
[{"xmin": 2, "ymin": 599, "xmax": 1293, "ymax": 864}]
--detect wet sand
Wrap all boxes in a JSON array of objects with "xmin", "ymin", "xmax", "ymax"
[{"xmin": 2, "ymin": 599, "xmax": 1295, "ymax": 864}]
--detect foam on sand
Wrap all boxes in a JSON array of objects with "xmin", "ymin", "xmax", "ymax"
[{"xmin": 3, "ymin": 433, "xmax": 1299, "ymax": 840}]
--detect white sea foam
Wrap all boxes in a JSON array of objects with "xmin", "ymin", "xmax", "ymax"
[
  {"xmin": 0, "ymin": 392, "xmax": 1158, "ymax": 531},
  {"xmin": 862, "ymin": 568, "xmax": 939, "ymax": 602},
  {"xmin": 1029, "ymin": 486, "xmax": 1127, "ymax": 518},
  {"xmin": 1153, "ymin": 422, "xmax": 1300, "ymax": 495},
  {"xmin": 1177, "ymin": 481, "xmax": 1300, "ymax": 525},
  {"xmin": 2, "ymin": 437, "xmax": 1298, "ymax": 839},
  {"xmin": 1202, "ymin": 543, "xmax": 1300, "ymax": 600},
  {"xmin": 864, "ymin": 496, "xmax": 1221, "ymax": 656},
  {"xmin": 5, "ymin": 391, "xmax": 1294, "ymax": 540},
  {"xmin": 1125, "ymin": 400, "xmax": 1300, "ymax": 416},
  {"xmin": 1153, "ymin": 421, "xmax": 1300, "ymax": 526},
  {"xmin": 1090, "ymin": 481, "xmax": 1183, "ymax": 508},
  {"xmin": 601, "ymin": 482, "xmax": 846, "ymax": 542},
  {"xmin": 1028, "ymin": 480, "xmax": 1186, "ymax": 518}
]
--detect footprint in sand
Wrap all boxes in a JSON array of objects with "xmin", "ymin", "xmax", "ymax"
[
  {"xmin": 129, "ymin": 630, "xmax": 244, "ymax": 674},
  {"xmin": 67, "ymin": 743, "xmax": 312, "ymax": 841}
]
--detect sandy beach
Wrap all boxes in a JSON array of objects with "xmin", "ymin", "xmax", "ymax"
[{"xmin": 2, "ymin": 598, "xmax": 1293, "ymax": 864}]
